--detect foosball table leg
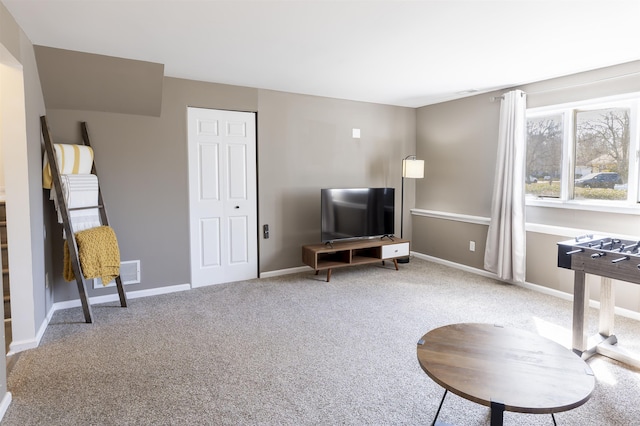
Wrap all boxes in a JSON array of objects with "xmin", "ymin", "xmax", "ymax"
[
  {"xmin": 572, "ymin": 271, "xmax": 589, "ymax": 356},
  {"xmin": 599, "ymin": 277, "xmax": 615, "ymax": 337}
]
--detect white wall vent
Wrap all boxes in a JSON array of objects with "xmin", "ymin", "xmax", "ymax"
[{"xmin": 93, "ymin": 260, "xmax": 140, "ymax": 289}]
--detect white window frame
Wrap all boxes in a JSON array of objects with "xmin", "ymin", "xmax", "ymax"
[{"xmin": 526, "ymin": 92, "xmax": 640, "ymax": 215}]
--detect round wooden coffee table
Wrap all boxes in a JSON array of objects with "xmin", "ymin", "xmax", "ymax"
[{"xmin": 417, "ymin": 323, "xmax": 595, "ymax": 426}]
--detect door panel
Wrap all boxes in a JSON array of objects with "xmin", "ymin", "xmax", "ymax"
[
  {"xmin": 188, "ymin": 107, "xmax": 257, "ymax": 287},
  {"xmin": 226, "ymin": 120, "xmax": 246, "ymax": 137},
  {"xmin": 227, "ymin": 144, "xmax": 247, "ymax": 200},
  {"xmin": 200, "ymin": 218, "xmax": 221, "ymax": 268},
  {"xmin": 200, "ymin": 144, "xmax": 220, "ymax": 200},
  {"xmin": 229, "ymin": 216, "xmax": 249, "ymax": 264}
]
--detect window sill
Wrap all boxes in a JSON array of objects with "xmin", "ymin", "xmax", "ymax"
[{"xmin": 526, "ymin": 197, "xmax": 640, "ymax": 215}]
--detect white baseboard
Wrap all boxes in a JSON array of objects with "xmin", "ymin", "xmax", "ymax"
[
  {"xmin": 114, "ymin": 283, "xmax": 192, "ymax": 300},
  {"xmin": 260, "ymin": 266, "xmax": 310, "ymax": 278},
  {"xmin": 0, "ymin": 392, "xmax": 12, "ymax": 423},
  {"xmin": 9, "ymin": 299, "xmax": 60, "ymax": 355},
  {"xmin": 52, "ymin": 283, "xmax": 192, "ymax": 312},
  {"xmin": 412, "ymin": 251, "xmax": 640, "ymax": 322},
  {"xmin": 8, "ymin": 337, "xmax": 39, "ymax": 355},
  {"xmin": 7, "ymin": 310, "xmax": 56, "ymax": 355}
]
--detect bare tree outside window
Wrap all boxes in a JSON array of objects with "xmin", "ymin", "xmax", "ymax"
[
  {"xmin": 526, "ymin": 115, "xmax": 563, "ymax": 198},
  {"xmin": 574, "ymin": 108, "xmax": 629, "ymax": 200}
]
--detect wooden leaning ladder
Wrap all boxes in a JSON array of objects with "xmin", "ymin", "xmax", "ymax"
[{"xmin": 41, "ymin": 116, "xmax": 128, "ymax": 323}]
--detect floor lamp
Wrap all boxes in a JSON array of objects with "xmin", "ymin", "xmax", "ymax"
[{"xmin": 398, "ymin": 155, "xmax": 424, "ymax": 263}]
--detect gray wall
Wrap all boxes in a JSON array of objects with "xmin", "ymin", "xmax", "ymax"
[
  {"xmin": 41, "ymin": 52, "xmax": 416, "ymax": 300},
  {"xmin": 414, "ymin": 60, "xmax": 640, "ymax": 313},
  {"xmin": 35, "ymin": 46, "xmax": 164, "ymax": 116},
  {"xmin": 257, "ymin": 89, "xmax": 416, "ymax": 271},
  {"xmin": 46, "ymin": 77, "xmax": 259, "ymax": 301},
  {"xmin": 416, "ymin": 93, "xmax": 500, "ymax": 217}
]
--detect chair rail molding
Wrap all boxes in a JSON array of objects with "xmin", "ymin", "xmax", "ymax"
[{"xmin": 411, "ymin": 208, "xmax": 490, "ymax": 225}]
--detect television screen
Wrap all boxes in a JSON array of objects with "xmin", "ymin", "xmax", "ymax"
[{"xmin": 321, "ymin": 187, "xmax": 395, "ymax": 242}]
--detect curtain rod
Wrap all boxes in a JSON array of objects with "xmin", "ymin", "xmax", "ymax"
[
  {"xmin": 490, "ymin": 91, "xmax": 525, "ymax": 102},
  {"xmin": 489, "ymin": 68, "xmax": 640, "ymax": 102}
]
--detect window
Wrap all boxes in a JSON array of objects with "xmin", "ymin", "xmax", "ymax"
[{"xmin": 526, "ymin": 94, "xmax": 639, "ymax": 207}]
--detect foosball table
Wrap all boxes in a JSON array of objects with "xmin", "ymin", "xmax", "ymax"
[{"xmin": 558, "ymin": 234, "xmax": 640, "ymax": 368}]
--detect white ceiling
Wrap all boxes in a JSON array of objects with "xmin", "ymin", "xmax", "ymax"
[{"xmin": 3, "ymin": 0, "xmax": 640, "ymax": 107}]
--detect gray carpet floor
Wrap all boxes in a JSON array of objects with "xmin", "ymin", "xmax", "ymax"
[{"xmin": 4, "ymin": 258, "xmax": 640, "ymax": 425}]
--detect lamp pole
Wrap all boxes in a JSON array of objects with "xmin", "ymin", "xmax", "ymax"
[
  {"xmin": 399, "ymin": 155, "xmax": 417, "ymax": 264},
  {"xmin": 401, "ymin": 173, "xmax": 404, "ymax": 238}
]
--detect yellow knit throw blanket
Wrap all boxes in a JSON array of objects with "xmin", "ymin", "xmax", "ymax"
[{"xmin": 64, "ymin": 225, "xmax": 120, "ymax": 285}]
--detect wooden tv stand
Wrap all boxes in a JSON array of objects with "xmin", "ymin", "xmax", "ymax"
[{"xmin": 302, "ymin": 238, "xmax": 410, "ymax": 282}]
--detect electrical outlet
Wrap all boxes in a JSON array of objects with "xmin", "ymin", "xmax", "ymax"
[{"xmin": 469, "ymin": 241, "xmax": 476, "ymax": 252}]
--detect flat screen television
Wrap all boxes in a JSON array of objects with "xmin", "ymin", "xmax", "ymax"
[{"xmin": 321, "ymin": 187, "xmax": 395, "ymax": 243}]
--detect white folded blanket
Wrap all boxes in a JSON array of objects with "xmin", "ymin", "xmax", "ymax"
[
  {"xmin": 43, "ymin": 144, "xmax": 94, "ymax": 189},
  {"xmin": 52, "ymin": 174, "xmax": 101, "ymax": 235}
]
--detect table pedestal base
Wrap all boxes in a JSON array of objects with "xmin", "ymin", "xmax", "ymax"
[
  {"xmin": 573, "ymin": 272, "xmax": 640, "ymax": 368},
  {"xmin": 577, "ymin": 333, "xmax": 640, "ymax": 368}
]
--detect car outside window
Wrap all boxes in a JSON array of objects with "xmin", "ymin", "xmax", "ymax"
[
  {"xmin": 573, "ymin": 108, "xmax": 629, "ymax": 201},
  {"xmin": 526, "ymin": 95, "xmax": 638, "ymax": 207}
]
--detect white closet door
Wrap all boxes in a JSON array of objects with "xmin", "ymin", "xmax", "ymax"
[{"xmin": 188, "ymin": 107, "xmax": 257, "ymax": 287}]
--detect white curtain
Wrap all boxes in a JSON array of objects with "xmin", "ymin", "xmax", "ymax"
[{"xmin": 484, "ymin": 90, "xmax": 527, "ymax": 283}]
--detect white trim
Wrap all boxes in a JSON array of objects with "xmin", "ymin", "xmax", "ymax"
[
  {"xmin": 412, "ymin": 251, "xmax": 498, "ymax": 280},
  {"xmin": 410, "ymin": 208, "xmax": 640, "ymax": 241},
  {"xmin": 260, "ymin": 266, "xmax": 310, "ymax": 278},
  {"xmin": 7, "ymin": 308, "xmax": 51, "ymax": 354},
  {"xmin": 527, "ymin": 91, "xmax": 640, "ymax": 115},
  {"xmin": 413, "ymin": 252, "xmax": 640, "ymax": 322},
  {"xmin": 35, "ymin": 310, "xmax": 50, "ymax": 345},
  {"xmin": 118, "ymin": 283, "xmax": 191, "ymax": 300},
  {"xmin": 411, "ymin": 208, "xmax": 490, "ymax": 225},
  {"xmin": 524, "ymin": 222, "xmax": 590, "ymax": 238},
  {"xmin": 525, "ymin": 222, "xmax": 640, "ymax": 243},
  {"xmin": 526, "ymin": 197, "xmax": 640, "ymax": 215},
  {"xmin": 524, "ymin": 222, "xmax": 640, "ymax": 242},
  {"xmin": 52, "ymin": 283, "xmax": 192, "ymax": 312},
  {"xmin": 7, "ymin": 337, "xmax": 38, "ymax": 354},
  {"xmin": 0, "ymin": 392, "xmax": 12, "ymax": 423}
]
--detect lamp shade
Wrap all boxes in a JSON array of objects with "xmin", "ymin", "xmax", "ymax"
[{"xmin": 402, "ymin": 159, "xmax": 424, "ymax": 179}]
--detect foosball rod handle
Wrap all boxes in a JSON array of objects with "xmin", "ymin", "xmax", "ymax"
[
  {"xmin": 611, "ymin": 256, "xmax": 630, "ymax": 264},
  {"xmin": 566, "ymin": 249, "xmax": 584, "ymax": 255}
]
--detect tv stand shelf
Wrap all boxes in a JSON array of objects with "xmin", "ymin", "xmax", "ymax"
[{"xmin": 302, "ymin": 238, "xmax": 410, "ymax": 282}]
